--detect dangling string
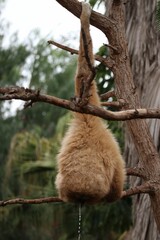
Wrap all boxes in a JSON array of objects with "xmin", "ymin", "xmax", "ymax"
[{"xmin": 78, "ymin": 203, "xmax": 82, "ymax": 240}]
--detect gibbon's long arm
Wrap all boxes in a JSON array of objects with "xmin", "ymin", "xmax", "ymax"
[{"xmin": 55, "ymin": 2, "xmax": 126, "ymax": 204}]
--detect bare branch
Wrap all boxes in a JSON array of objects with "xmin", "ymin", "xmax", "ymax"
[
  {"xmin": 122, "ymin": 182, "xmax": 154, "ymax": 198},
  {"xmin": 48, "ymin": 40, "xmax": 114, "ymax": 68},
  {"xmin": 0, "ymin": 197, "xmax": 63, "ymax": 207},
  {"xmin": 100, "ymin": 90, "xmax": 115, "ymax": 100},
  {"xmin": 101, "ymin": 101, "xmax": 120, "ymax": 108},
  {"xmin": 55, "ymin": 0, "xmax": 115, "ymax": 34},
  {"xmin": 48, "ymin": 40, "xmax": 78, "ymax": 55},
  {"xmin": 104, "ymin": 43, "xmax": 119, "ymax": 54},
  {"xmin": 101, "ymin": 99, "xmax": 126, "ymax": 108},
  {"xmin": 126, "ymin": 167, "xmax": 145, "ymax": 178},
  {"xmin": 0, "ymin": 182, "xmax": 155, "ymax": 207},
  {"xmin": 0, "ymin": 87, "xmax": 160, "ymax": 121}
]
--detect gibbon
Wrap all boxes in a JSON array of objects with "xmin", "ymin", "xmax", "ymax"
[{"xmin": 55, "ymin": 2, "xmax": 126, "ymax": 204}]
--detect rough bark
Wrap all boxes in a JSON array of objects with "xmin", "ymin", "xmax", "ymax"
[
  {"xmin": 105, "ymin": 0, "xmax": 160, "ymax": 237},
  {"xmin": 124, "ymin": 0, "xmax": 160, "ymax": 239}
]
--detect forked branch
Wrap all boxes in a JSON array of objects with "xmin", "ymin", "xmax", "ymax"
[
  {"xmin": 48, "ymin": 40, "xmax": 114, "ymax": 69},
  {"xmin": 122, "ymin": 182, "xmax": 155, "ymax": 198},
  {"xmin": 126, "ymin": 167, "xmax": 146, "ymax": 178},
  {"xmin": 0, "ymin": 87, "xmax": 160, "ymax": 121}
]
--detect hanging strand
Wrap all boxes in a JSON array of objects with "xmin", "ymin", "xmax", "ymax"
[{"xmin": 78, "ymin": 203, "xmax": 82, "ymax": 240}]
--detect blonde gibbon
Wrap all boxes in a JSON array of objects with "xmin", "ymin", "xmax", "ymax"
[{"xmin": 55, "ymin": 2, "xmax": 126, "ymax": 204}]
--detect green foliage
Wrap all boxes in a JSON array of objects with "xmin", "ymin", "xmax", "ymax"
[
  {"xmin": 96, "ymin": 45, "xmax": 114, "ymax": 94},
  {"xmin": 18, "ymin": 37, "xmax": 75, "ymax": 137},
  {"xmin": 1, "ymin": 113, "xmax": 73, "ymax": 240},
  {"xmin": 81, "ymin": 199, "xmax": 132, "ymax": 240},
  {"xmin": 0, "ymin": 34, "xmax": 76, "ymax": 180},
  {"xmin": 0, "ymin": 204, "xmax": 58, "ymax": 240},
  {"xmin": 1, "ymin": 126, "xmax": 61, "ymax": 240},
  {"xmin": 0, "ymin": 5, "xmax": 32, "ymax": 202},
  {"xmin": 89, "ymin": 0, "xmax": 103, "ymax": 8},
  {"xmin": 47, "ymin": 199, "xmax": 132, "ymax": 240},
  {"xmin": 0, "ymin": 42, "xmax": 30, "ymax": 86},
  {"xmin": 3, "ymin": 130, "xmax": 57, "ymax": 198},
  {"xmin": 3, "ymin": 111, "xmax": 71, "ymax": 198},
  {"xmin": 95, "ymin": 45, "xmax": 124, "ymax": 149}
]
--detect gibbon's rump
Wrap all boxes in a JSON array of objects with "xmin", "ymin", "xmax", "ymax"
[{"xmin": 55, "ymin": 2, "xmax": 126, "ymax": 204}]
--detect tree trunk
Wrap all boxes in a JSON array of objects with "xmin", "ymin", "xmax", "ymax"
[
  {"xmin": 102, "ymin": 0, "xmax": 160, "ymax": 235},
  {"xmin": 124, "ymin": 0, "xmax": 160, "ymax": 239}
]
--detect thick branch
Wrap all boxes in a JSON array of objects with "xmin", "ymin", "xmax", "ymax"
[
  {"xmin": 0, "ymin": 87, "xmax": 160, "ymax": 121},
  {"xmin": 122, "ymin": 182, "xmax": 154, "ymax": 198},
  {"xmin": 55, "ymin": 0, "xmax": 115, "ymax": 34}
]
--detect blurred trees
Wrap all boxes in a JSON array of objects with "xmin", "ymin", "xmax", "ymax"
[{"xmin": 0, "ymin": 0, "xmax": 132, "ymax": 239}]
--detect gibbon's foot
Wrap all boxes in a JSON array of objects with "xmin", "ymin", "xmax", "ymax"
[
  {"xmin": 70, "ymin": 96, "xmax": 81, "ymax": 105},
  {"xmin": 71, "ymin": 96, "xmax": 89, "ymax": 107}
]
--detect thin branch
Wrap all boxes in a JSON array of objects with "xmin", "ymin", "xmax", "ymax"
[
  {"xmin": 101, "ymin": 99, "xmax": 127, "ymax": 109},
  {"xmin": 0, "ymin": 197, "xmax": 63, "ymax": 207},
  {"xmin": 122, "ymin": 182, "xmax": 154, "ymax": 198},
  {"xmin": 48, "ymin": 40, "xmax": 114, "ymax": 68},
  {"xmin": 104, "ymin": 43, "xmax": 119, "ymax": 53},
  {"xmin": 0, "ymin": 87, "xmax": 160, "ymax": 121},
  {"xmin": 0, "ymin": 182, "xmax": 155, "ymax": 207},
  {"xmin": 48, "ymin": 40, "xmax": 78, "ymax": 55},
  {"xmin": 126, "ymin": 167, "xmax": 145, "ymax": 178},
  {"xmin": 100, "ymin": 90, "xmax": 115, "ymax": 100},
  {"xmin": 101, "ymin": 101, "xmax": 120, "ymax": 108}
]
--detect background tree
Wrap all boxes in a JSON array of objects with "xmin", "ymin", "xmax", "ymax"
[
  {"xmin": 0, "ymin": 0, "xmax": 30, "ymax": 201},
  {"xmin": 122, "ymin": 1, "xmax": 160, "ymax": 239}
]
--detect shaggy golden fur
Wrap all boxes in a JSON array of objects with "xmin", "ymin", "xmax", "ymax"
[{"xmin": 55, "ymin": 2, "xmax": 126, "ymax": 204}]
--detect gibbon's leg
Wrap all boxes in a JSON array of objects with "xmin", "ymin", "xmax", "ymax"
[{"xmin": 75, "ymin": 2, "xmax": 100, "ymax": 106}]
